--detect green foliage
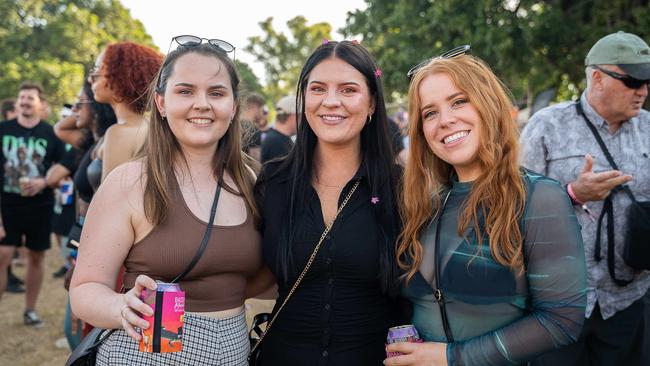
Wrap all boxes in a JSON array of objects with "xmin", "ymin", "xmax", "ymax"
[
  {"xmin": 342, "ymin": 0, "xmax": 650, "ymax": 104},
  {"xmin": 0, "ymin": 0, "xmax": 155, "ymax": 121},
  {"xmin": 235, "ymin": 60, "xmax": 264, "ymax": 98},
  {"xmin": 246, "ymin": 16, "xmax": 332, "ymax": 104}
]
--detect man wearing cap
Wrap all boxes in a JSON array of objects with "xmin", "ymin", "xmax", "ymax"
[
  {"xmin": 261, "ymin": 95, "xmax": 297, "ymax": 164},
  {"xmin": 521, "ymin": 31, "xmax": 650, "ymax": 365}
]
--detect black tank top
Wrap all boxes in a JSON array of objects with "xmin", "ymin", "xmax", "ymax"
[{"xmin": 73, "ymin": 147, "xmax": 95, "ymax": 203}]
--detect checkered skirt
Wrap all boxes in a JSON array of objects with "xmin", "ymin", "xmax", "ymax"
[{"xmin": 96, "ymin": 311, "xmax": 249, "ymax": 365}]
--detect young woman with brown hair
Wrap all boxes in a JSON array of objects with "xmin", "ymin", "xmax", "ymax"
[
  {"xmin": 385, "ymin": 51, "xmax": 587, "ymax": 366},
  {"xmin": 70, "ymin": 39, "xmax": 261, "ymax": 365}
]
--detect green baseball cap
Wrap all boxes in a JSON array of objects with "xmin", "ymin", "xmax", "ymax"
[{"xmin": 585, "ymin": 31, "xmax": 650, "ymax": 80}]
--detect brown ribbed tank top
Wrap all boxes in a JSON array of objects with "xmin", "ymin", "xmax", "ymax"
[{"xmin": 123, "ymin": 180, "xmax": 262, "ymax": 312}]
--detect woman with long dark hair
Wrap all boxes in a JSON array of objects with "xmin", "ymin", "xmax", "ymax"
[
  {"xmin": 254, "ymin": 40, "xmax": 402, "ymax": 365},
  {"xmin": 386, "ymin": 51, "xmax": 586, "ymax": 366},
  {"xmin": 52, "ymin": 79, "xmax": 116, "ymax": 349}
]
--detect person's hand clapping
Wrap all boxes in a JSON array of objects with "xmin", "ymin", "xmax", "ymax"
[
  {"xmin": 119, "ymin": 274, "xmax": 157, "ymax": 341},
  {"xmin": 571, "ymin": 154, "xmax": 633, "ymax": 203}
]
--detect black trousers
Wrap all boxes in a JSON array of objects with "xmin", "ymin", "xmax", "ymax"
[{"xmin": 531, "ymin": 298, "xmax": 646, "ymax": 366}]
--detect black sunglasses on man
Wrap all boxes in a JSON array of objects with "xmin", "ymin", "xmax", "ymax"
[{"xmin": 591, "ymin": 65, "xmax": 650, "ymax": 89}]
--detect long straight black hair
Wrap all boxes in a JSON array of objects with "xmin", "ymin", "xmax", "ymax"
[{"xmin": 259, "ymin": 40, "xmax": 402, "ymax": 296}]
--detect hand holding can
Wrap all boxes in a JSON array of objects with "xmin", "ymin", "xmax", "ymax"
[
  {"xmin": 386, "ymin": 325, "xmax": 423, "ymax": 357},
  {"xmin": 139, "ymin": 281, "xmax": 185, "ymax": 353},
  {"xmin": 19, "ymin": 176, "xmax": 31, "ymax": 196}
]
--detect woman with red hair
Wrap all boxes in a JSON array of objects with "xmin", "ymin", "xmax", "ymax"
[
  {"xmin": 387, "ymin": 51, "xmax": 587, "ymax": 366},
  {"xmin": 88, "ymin": 42, "xmax": 163, "ymax": 182}
]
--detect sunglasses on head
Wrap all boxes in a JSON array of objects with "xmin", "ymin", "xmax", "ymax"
[
  {"xmin": 407, "ymin": 45, "xmax": 471, "ymax": 79},
  {"xmin": 591, "ymin": 65, "xmax": 649, "ymax": 89},
  {"xmin": 169, "ymin": 35, "xmax": 235, "ymax": 54}
]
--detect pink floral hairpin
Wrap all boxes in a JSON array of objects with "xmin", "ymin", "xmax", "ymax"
[
  {"xmin": 322, "ymin": 39, "xmax": 330, "ymax": 45},
  {"xmin": 374, "ymin": 68, "xmax": 382, "ymax": 78},
  {"xmin": 352, "ymin": 39, "xmax": 360, "ymax": 45},
  {"xmin": 371, "ymin": 196, "xmax": 380, "ymax": 205}
]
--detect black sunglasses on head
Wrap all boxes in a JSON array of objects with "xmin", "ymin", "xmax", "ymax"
[
  {"xmin": 591, "ymin": 65, "xmax": 649, "ymax": 89},
  {"xmin": 407, "ymin": 45, "xmax": 471, "ymax": 79},
  {"xmin": 169, "ymin": 35, "xmax": 235, "ymax": 54}
]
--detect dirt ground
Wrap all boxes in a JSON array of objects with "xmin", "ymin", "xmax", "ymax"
[{"xmin": 0, "ymin": 239, "xmax": 275, "ymax": 366}]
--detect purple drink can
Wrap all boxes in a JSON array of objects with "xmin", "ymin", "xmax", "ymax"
[
  {"xmin": 387, "ymin": 325, "xmax": 421, "ymax": 344},
  {"xmin": 386, "ymin": 325, "xmax": 422, "ymax": 357}
]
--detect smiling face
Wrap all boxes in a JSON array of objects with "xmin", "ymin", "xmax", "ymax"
[
  {"xmin": 154, "ymin": 52, "xmax": 236, "ymax": 153},
  {"xmin": 418, "ymin": 72, "xmax": 483, "ymax": 182},
  {"xmin": 17, "ymin": 88, "xmax": 42, "ymax": 119},
  {"xmin": 304, "ymin": 57, "xmax": 375, "ymax": 149}
]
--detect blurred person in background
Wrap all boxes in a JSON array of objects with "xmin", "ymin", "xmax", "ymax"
[
  {"xmin": 88, "ymin": 41, "xmax": 162, "ymax": 182},
  {"xmin": 54, "ymin": 79, "xmax": 116, "ymax": 349},
  {"xmin": 241, "ymin": 92, "xmax": 267, "ymax": 161},
  {"xmin": 260, "ymin": 95, "xmax": 297, "ymax": 163},
  {"xmin": 1, "ymin": 98, "xmax": 17, "ymax": 121},
  {"xmin": 0, "ymin": 82, "xmax": 66, "ymax": 327}
]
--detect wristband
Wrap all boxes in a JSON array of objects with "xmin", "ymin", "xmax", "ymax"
[{"xmin": 566, "ymin": 183, "xmax": 584, "ymax": 206}]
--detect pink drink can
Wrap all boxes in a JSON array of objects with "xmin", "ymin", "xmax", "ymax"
[
  {"xmin": 139, "ymin": 282, "xmax": 185, "ymax": 353},
  {"xmin": 386, "ymin": 325, "xmax": 423, "ymax": 357}
]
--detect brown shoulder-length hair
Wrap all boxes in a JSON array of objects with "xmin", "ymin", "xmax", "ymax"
[
  {"xmin": 398, "ymin": 55, "xmax": 526, "ymax": 282},
  {"xmin": 141, "ymin": 43, "xmax": 258, "ymax": 226}
]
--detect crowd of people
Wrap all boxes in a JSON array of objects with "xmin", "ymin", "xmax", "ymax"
[{"xmin": 0, "ymin": 30, "xmax": 648, "ymax": 366}]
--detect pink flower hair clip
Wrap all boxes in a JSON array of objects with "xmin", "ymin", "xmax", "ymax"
[
  {"xmin": 322, "ymin": 39, "xmax": 330, "ymax": 45},
  {"xmin": 371, "ymin": 196, "xmax": 380, "ymax": 205},
  {"xmin": 374, "ymin": 68, "xmax": 382, "ymax": 78},
  {"xmin": 352, "ymin": 39, "xmax": 360, "ymax": 45}
]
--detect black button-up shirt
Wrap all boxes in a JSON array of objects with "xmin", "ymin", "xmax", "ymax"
[{"xmin": 256, "ymin": 163, "xmax": 399, "ymax": 366}]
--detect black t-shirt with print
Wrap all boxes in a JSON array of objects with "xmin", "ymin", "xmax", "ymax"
[{"xmin": 0, "ymin": 119, "xmax": 65, "ymax": 206}]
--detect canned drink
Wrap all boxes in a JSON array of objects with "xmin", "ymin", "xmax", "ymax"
[
  {"xmin": 18, "ymin": 177, "xmax": 30, "ymax": 196},
  {"xmin": 386, "ymin": 325, "xmax": 423, "ymax": 357},
  {"xmin": 139, "ymin": 281, "xmax": 185, "ymax": 353},
  {"xmin": 59, "ymin": 180, "xmax": 74, "ymax": 205}
]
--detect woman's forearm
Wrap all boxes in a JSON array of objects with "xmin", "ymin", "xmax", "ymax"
[{"xmin": 70, "ymin": 282, "xmax": 126, "ymax": 329}]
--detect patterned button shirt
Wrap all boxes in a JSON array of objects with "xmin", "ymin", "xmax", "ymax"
[{"xmin": 520, "ymin": 92, "xmax": 650, "ymax": 320}]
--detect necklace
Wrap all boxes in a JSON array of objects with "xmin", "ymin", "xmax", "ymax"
[{"xmin": 314, "ymin": 180, "xmax": 344, "ymax": 189}]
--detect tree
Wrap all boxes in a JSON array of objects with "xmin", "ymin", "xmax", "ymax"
[
  {"xmin": 342, "ymin": 0, "xmax": 650, "ymax": 104},
  {"xmin": 0, "ymin": 0, "xmax": 155, "ymax": 120},
  {"xmin": 246, "ymin": 16, "xmax": 332, "ymax": 103},
  {"xmin": 235, "ymin": 60, "xmax": 264, "ymax": 98}
]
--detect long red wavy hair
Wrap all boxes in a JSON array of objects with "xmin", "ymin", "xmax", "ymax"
[{"xmin": 398, "ymin": 55, "xmax": 526, "ymax": 282}]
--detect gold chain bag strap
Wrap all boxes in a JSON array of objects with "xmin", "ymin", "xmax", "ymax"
[{"xmin": 248, "ymin": 179, "xmax": 361, "ymax": 361}]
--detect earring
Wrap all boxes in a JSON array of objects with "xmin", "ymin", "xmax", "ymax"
[{"xmin": 367, "ymin": 113, "xmax": 373, "ymax": 124}]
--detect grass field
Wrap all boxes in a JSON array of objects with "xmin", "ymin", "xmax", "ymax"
[{"xmin": 0, "ymin": 240, "xmax": 276, "ymax": 365}]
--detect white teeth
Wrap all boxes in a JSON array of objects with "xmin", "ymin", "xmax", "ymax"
[
  {"xmin": 321, "ymin": 115, "xmax": 345, "ymax": 121},
  {"xmin": 188, "ymin": 118, "xmax": 212, "ymax": 125},
  {"xmin": 443, "ymin": 131, "xmax": 469, "ymax": 144}
]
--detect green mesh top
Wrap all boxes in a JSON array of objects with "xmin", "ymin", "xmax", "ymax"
[{"xmin": 402, "ymin": 170, "xmax": 587, "ymax": 366}]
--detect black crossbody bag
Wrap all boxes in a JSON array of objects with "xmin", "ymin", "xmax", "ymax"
[
  {"xmin": 64, "ymin": 181, "xmax": 222, "ymax": 366},
  {"xmin": 576, "ymin": 103, "xmax": 650, "ymax": 285}
]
